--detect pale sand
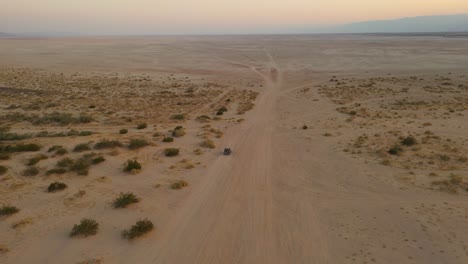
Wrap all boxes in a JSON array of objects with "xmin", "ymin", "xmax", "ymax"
[{"xmin": 0, "ymin": 35, "xmax": 467, "ymax": 264}]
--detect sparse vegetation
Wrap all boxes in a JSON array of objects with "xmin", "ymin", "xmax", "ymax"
[
  {"xmin": 45, "ymin": 168, "xmax": 67, "ymax": 175},
  {"xmin": 401, "ymin": 136, "xmax": 417, "ymax": 146},
  {"xmin": 70, "ymin": 158, "xmax": 91, "ymax": 175},
  {"xmin": 0, "ymin": 153, "xmax": 10, "ymax": 160},
  {"xmin": 27, "ymin": 154, "xmax": 48, "ymax": 166},
  {"xmin": 171, "ymin": 114, "xmax": 185, "ymax": 120},
  {"xmin": 172, "ymin": 126, "xmax": 185, "ymax": 137},
  {"xmin": 128, "ymin": 138, "xmax": 149, "ymax": 150},
  {"xmin": 48, "ymin": 182, "xmax": 67, "ymax": 192},
  {"xmin": 0, "ymin": 205, "xmax": 19, "ymax": 216},
  {"xmin": 70, "ymin": 218, "xmax": 99, "ymax": 237},
  {"xmin": 124, "ymin": 159, "xmax": 142, "ymax": 173},
  {"xmin": 200, "ymin": 139, "xmax": 215, "ymax": 149},
  {"xmin": 121, "ymin": 219, "xmax": 154, "ymax": 240},
  {"xmin": 162, "ymin": 137, "xmax": 174, "ymax": 142},
  {"xmin": 137, "ymin": 123, "xmax": 147, "ymax": 130},
  {"xmin": 388, "ymin": 145, "xmax": 403, "ymax": 155},
  {"xmin": 73, "ymin": 143, "xmax": 91, "ymax": 152},
  {"xmin": 0, "ymin": 165, "xmax": 7, "ymax": 175},
  {"xmin": 57, "ymin": 157, "xmax": 74, "ymax": 168},
  {"xmin": 171, "ymin": 180, "xmax": 188, "ymax": 189},
  {"xmin": 164, "ymin": 148, "xmax": 180, "ymax": 157},
  {"xmin": 91, "ymin": 156, "xmax": 105, "ymax": 164},
  {"xmin": 22, "ymin": 166, "xmax": 39, "ymax": 176},
  {"xmin": 113, "ymin": 192, "xmax": 140, "ymax": 208},
  {"xmin": 119, "ymin": 128, "xmax": 128, "ymax": 134},
  {"xmin": 0, "ymin": 143, "xmax": 41, "ymax": 153},
  {"xmin": 94, "ymin": 139, "xmax": 123, "ymax": 149}
]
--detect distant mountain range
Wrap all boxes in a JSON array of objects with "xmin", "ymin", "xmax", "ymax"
[
  {"xmin": 316, "ymin": 14, "xmax": 468, "ymax": 34},
  {"xmin": 1, "ymin": 14, "xmax": 468, "ymax": 36}
]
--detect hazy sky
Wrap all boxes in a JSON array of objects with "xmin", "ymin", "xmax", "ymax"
[{"xmin": 2, "ymin": 0, "xmax": 468, "ymax": 34}]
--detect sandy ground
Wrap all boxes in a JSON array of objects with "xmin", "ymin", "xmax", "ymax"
[{"xmin": 0, "ymin": 35, "xmax": 467, "ymax": 264}]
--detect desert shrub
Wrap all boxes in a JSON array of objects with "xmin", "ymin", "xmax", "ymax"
[
  {"xmin": 200, "ymin": 139, "xmax": 215, "ymax": 149},
  {"xmin": 94, "ymin": 139, "xmax": 123, "ymax": 149},
  {"xmin": 128, "ymin": 139, "xmax": 149, "ymax": 150},
  {"xmin": 164, "ymin": 148, "xmax": 179, "ymax": 157},
  {"xmin": 197, "ymin": 115, "xmax": 211, "ymax": 121},
  {"xmin": 0, "ymin": 165, "xmax": 7, "ymax": 175},
  {"xmin": 0, "ymin": 205, "xmax": 19, "ymax": 216},
  {"xmin": 70, "ymin": 218, "xmax": 99, "ymax": 237},
  {"xmin": 171, "ymin": 180, "xmax": 188, "ymax": 189},
  {"xmin": 401, "ymin": 136, "xmax": 417, "ymax": 146},
  {"xmin": 45, "ymin": 168, "xmax": 67, "ymax": 175},
  {"xmin": 162, "ymin": 137, "xmax": 174, "ymax": 143},
  {"xmin": 216, "ymin": 110, "xmax": 224, "ymax": 116},
  {"xmin": 48, "ymin": 182, "xmax": 67, "ymax": 192},
  {"xmin": 0, "ymin": 143, "xmax": 41, "ymax": 153},
  {"xmin": 22, "ymin": 166, "xmax": 39, "ymax": 176},
  {"xmin": 439, "ymin": 154, "xmax": 451, "ymax": 161},
  {"xmin": 113, "ymin": 192, "xmax": 140, "ymax": 208},
  {"xmin": 91, "ymin": 156, "xmax": 105, "ymax": 164},
  {"xmin": 70, "ymin": 158, "xmax": 90, "ymax": 175},
  {"xmin": 172, "ymin": 126, "xmax": 185, "ymax": 137},
  {"xmin": 27, "ymin": 154, "xmax": 48, "ymax": 166},
  {"xmin": 0, "ymin": 132, "xmax": 32, "ymax": 141},
  {"xmin": 73, "ymin": 143, "xmax": 91, "ymax": 152},
  {"xmin": 121, "ymin": 219, "xmax": 154, "ymax": 240},
  {"xmin": 124, "ymin": 160, "xmax": 142, "ymax": 173},
  {"xmin": 57, "ymin": 157, "xmax": 74, "ymax": 168},
  {"xmin": 449, "ymin": 174, "xmax": 462, "ymax": 185},
  {"xmin": 218, "ymin": 106, "xmax": 228, "ymax": 112},
  {"xmin": 78, "ymin": 115, "xmax": 93, "ymax": 123},
  {"xmin": 48, "ymin": 145, "xmax": 61, "ymax": 152},
  {"xmin": 302, "ymin": 125, "xmax": 308, "ymax": 130},
  {"xmin": 137, "ymin": 123, "xmax": 147, "ymax": 130},
  {"xmin": 171, "ymin": 114, "xmax": 185, "ymax": 120},
  {"xmin": 119, "ymin": 129, "xmax": 128, "ymax": 134},
  {"xmin": 388, "ymin": 145, "xmax": 403, "ymax": 155},
  {"xmin": 0, "ymin": 153, "xmax": 10, "ymax": 160}
]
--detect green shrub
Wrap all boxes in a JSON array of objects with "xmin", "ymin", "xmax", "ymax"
[
  {"xmin": 22, "ymin": 166, "xmax": 39, "ymax": 176},
  {"xmin": 0, "ymin": 165, "xmax": 7, "ymax": 175},
  {"xmin": 57, "ymin": 157, "xmax": 74, "ymax": 168},
  {"xmin": 113, "ymin": 192, "xmax": 140, "ymax": 208},
  {"xmin": 401, "ymin": 136, "xmax": 417, "ymax": 146},
  {"xmin": 162, "ymin": 137, "xmax": 174, "ymax": 143},
  {"xmin": 128, "ymin": 139, "xmax": 149, "ymax": 150},
  {"xmin": 121, "ymin": 219, "xmax": 154, "ymax": 240},
  {"xmin": 0, "ymin": 205, "xmax": 19, "ymax": 216},
  {"xmin": 27, "ymin": 154, "xmax": 48, "ymax": 166},
  {"xmin": 70, "ymin": 158, "xmax": 90, "ymax": 175},
  {"xmin": 137, "ymin": 123, "xmax": 147, "ymax": 130},
  {"xmin": 91, "ymin": 156, "xmax": 105, "ymax": 164},
  {"xmin": 94, "ymin": 139, "xmax": 123, "ymax": 149},
  {"xmin": 73, "ymin": 143, "xmax": 90, "ymax": 152},
  {"xmin": 171, "ymin": 180, "xmax": 188, "ymax": 189},
  {"xmin": 218, "ymin": 106, "xmax": 228, "ymax": 112},
  {"xmin": 124, "ymin": 160, "xmax": 142, "ymax": 173},
  {"xmin": 45, "ymin": 168, "xmax": 67, "ymax": 175},
  {"xmin": 388, "ymin": 145, "xmax": 403, "ymax": 155},
  {"xmin": 48, "ymin": 182, "xmax": 67, "ymax": 192},
  {"xmin": 119, "ymin": 129, "xmax": 128, "ymax": 134},
  {"xmin": 70, "ymin": 218, "xmax": 99, "ymax": 237},
  {"xmin": 164, "ymin": 148, "xmax": 179, "ymax": 157},
  {"xmin": 0, "ymin": 153, "xmax": 10, "ymax": 160},
  {"xmin": 0, "ymin": 143, "xmax": 41, "ymax": 153},
  {"xmin": 171, "ymin": 114, "xmax": 185, "ymax": 120}
]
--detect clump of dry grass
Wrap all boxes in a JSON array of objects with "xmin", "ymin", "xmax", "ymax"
[
  {"xmin": 200, "ymin": 139, "xmax": 215, "ymax": 149},
  {"xmin": 171, "ymin": 180, "xmax": 188, "ymax": 189},
  {"xmin": 164, "ymin": 148, "xmax": 180, "ymax": 157}
]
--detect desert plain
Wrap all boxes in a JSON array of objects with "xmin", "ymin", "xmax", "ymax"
[{"xmin": 0, "ymin": 35, "xmax": 467, "ymax": 264}]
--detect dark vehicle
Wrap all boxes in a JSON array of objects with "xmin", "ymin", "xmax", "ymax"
[{"xmin": 223, "ymin": 148, "xmax": 232, "ymax": 155}]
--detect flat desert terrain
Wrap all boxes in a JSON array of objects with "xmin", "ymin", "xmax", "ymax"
[{"xmin": 0, "ymin": 35, "xmax": 467, "ymax": 264}]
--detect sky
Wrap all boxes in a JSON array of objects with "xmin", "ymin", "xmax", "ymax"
[{"xmin": 2, "ymin": 0, "xmax": 468, "ymax": 35}]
